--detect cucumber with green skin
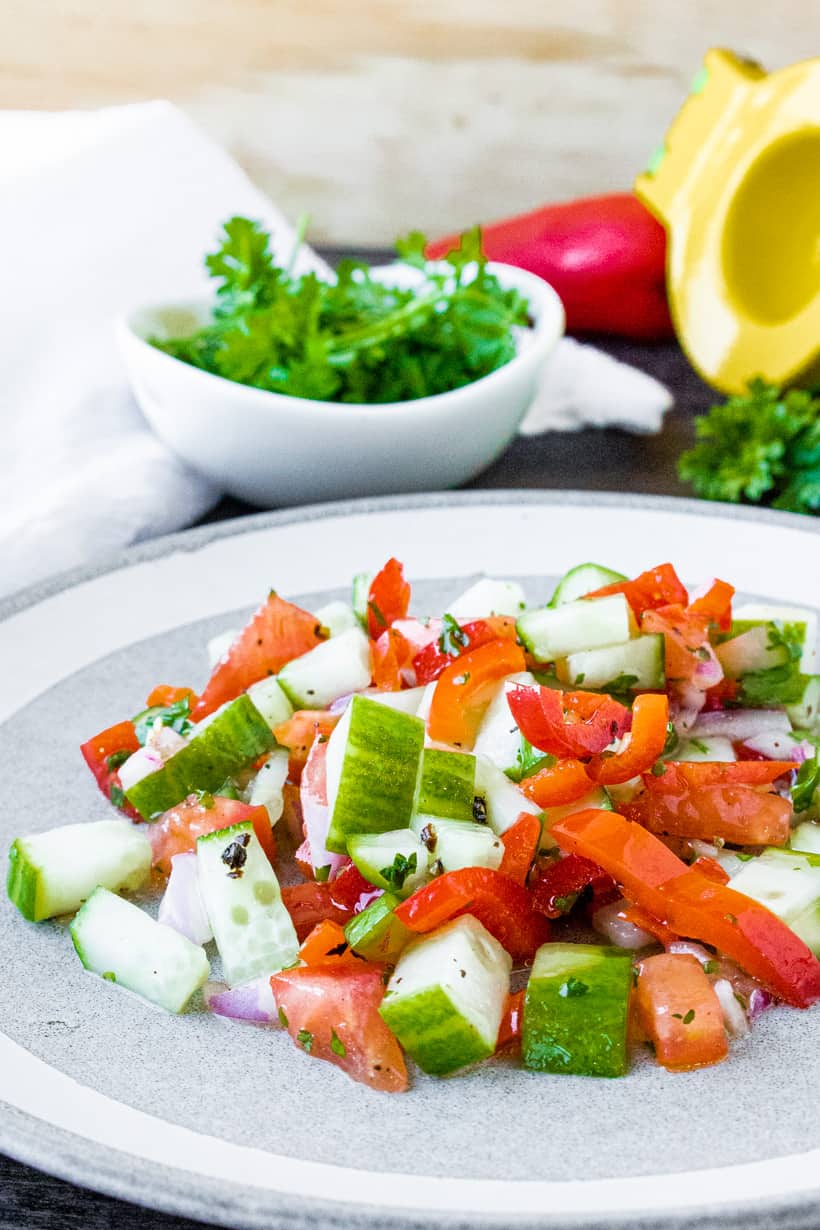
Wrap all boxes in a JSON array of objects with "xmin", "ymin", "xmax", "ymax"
[
  {"xmin": 125, "ymin": 694, "xmax": 276, "ymax": 820},
  {"xmin": 417, "ymin": 748, "xmax": 476, "ymax": 821},
  {"xmin": 786, "ymin": 677, "xmax": 820, "ymax": 733},
  {"xmin": 277, "ymin": 628, "xmax": 371, "ymax": 709},
  {"xmin": 70, "ymin": 887, "xmax": 210, "ymax": 1013},
  {"xmin": 246, "ymin": 676, "xmax": 293, "ymax": 731},
  {"xmin": 715, "ymin": 624, "xmax": 791, "ymax": 679},
  {"xmin": 730, "ymin": 605, "xmax": 817, "ymax": 675},
  {"xmin": 344, "ymin": 892, "xmax": 413, "ymax": 963},
  {"xmin": 8, "ymin": 820, "xmax": 152, "ymax": 922},
  {"xmin": 314, "ymin": 600, "xmax": 359, "ymax": 638},
  {"xmin": 379, "ymin": 916, "xmax": 512, "ymax": 1076},
  {"xmin": 474, "ymin": 755, "xmax": 541, "ymax": 835},
  {"xmin": 196, "ymin": 820, "xmax": 298, "ymax": 985},
  {"xmin": 729, "ymin": 848, "xmax": 820, "ymax": 956},
  {"xmin": 517, "ymin": 594, "xmax": 636, "ymax": 663},
  {"xmin": 522, "ymin": 942, "xmax": 633, "ymax": 1077},
  {"xmin": 325, "ymin": 695, "xmax": 425, "ymax": 854},
  {"xmin": 352, "ymin": 571, "xmax": 374, "ymax": 630},
  {"xmin": 556, "ymin": 634, "xmax": 665, "ymax": 692},
  {"xmin": 411, "ymin": 816, "xmax": 504, "ymax": 874},
  {"xmin": 548, "ymin": 563, "xmax": 626, "ymax": 608},
  {"xmin": 346, "ymin": 829, "xmax": 429, "ymax": 897}
]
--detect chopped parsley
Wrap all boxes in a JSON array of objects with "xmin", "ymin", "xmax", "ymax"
[
  {"xmin": 552, "ymin": 893, "xmax": 578, "ymax": 915},
  {"xmin": 600, "ymin": 673, "xmax": 639, "ymax": 696},
  {"xmin": 132, "ymin": 696, "xmax": 194, "ymax": 746},
  {"xmin": 559, "ymin": 976, "xmax": 589, "ymax": 998},
  {"xmin": 109, "ymin": 784, "xmax": 126, "ymax": 809},
  {"xmin": 296, "ymin": 1029, "xmax": 314, "ymax": 1053},
  {"xmin": 105, "ymin": 749, "xmax": 132, "ymax": 772},
  {"xmin": 278, "ymin": 1005, "xmax": 289, "ymax": 1028},
  {"xmin": 672, "ymin": 1009, "xmax": 696, "ymax": 1024},
  {"xmin": 793, "ymin": 756, "xmax": 820, "ymax": 813},
  {"xmin": 379, "ymin": 851, "xmax": 418, "ymax": 891},
  {"xmin": 330, "ymin": 1029, "xmax": 347, "ymax": 1057},
  {"xmin": 438, "ymin": 613, "xmax": 469, "ymax": 656}
]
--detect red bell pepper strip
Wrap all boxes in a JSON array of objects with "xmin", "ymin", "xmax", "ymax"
[
  {"xmin": 367, "ymin": 558, "xmax": 411, "ymax": 640},
  {"xmin": 412, "ymin": 616, "xmax": 517, "ymax": 685},
  {"xmin": 496, "ymin": 989, "xmax": 525, "ymax": 1051},
  {"xmin": 426, "ymin": 193, "xmax": 673, "ymax": 341},
  {"xmin": 193, "ymin": 593, "xmax": 326, "ymax": 720},
  {"xmin": 145, "ymin": 684, "xmax": 199, "ymax": 709},
  {"xmin": 691, "ymin": 856, "xmax": 731, "ymax": 885},
  {"xmin": 619, "ymin": 902, "xmax": 678, "ymax": 946},
  {"xmin": 586, "ymin": 563, "xmax": 688, "ymax": 615},
  {"xmin": 531, "ymin": 852, "xmax": 616, "ymax": 918},
  {"xmin": 520, "ymin": 757, "xmax": 593, "ymax": 807},
  {"xmin": 428, "ymin": 639, "xmax": 526, "ymax": 750},
  {"xmin": 688, "ymin": 579, "xmax": 735, "ymax": 632},
  {"xmin": 636, "ymin": 953, "xmax": 728, "ymax": 1071},
  {"xmin": 552, "ymin": 808, "xmax": 820, "ymax": 1007},
  {"xmin": 80, "ymin": 720, "xmax": 141, "ymax": 817},
  {"xmin": 586, "ymin": 693, "xmax": 669, "ymax": 785},
  {"xmin": 394, "ymin": 867, "xmax": 550, "ymax": 962},
  {"xmin": 499, "ymin": 813, "xmax": 542, "ymax": 885},
  {"xmin": 298, "ymin": 919, "xmax": 358, "ymax": 967},
  {"xmin": 370, "ymin": 628, "xmax": 413, "ymax": 692},
  {"xmin": 508, "ymin": 686, "xmax": 631, "ymax": 760}
]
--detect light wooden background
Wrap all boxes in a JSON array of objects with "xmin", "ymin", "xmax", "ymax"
[{"xmin": 3, "ymin": 2, "xmax": 815, "ymax": 243}]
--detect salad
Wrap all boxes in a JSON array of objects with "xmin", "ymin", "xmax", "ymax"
[{"xmin": 8, "ymin": 558, "xmax": 820, "ymax": 1092}]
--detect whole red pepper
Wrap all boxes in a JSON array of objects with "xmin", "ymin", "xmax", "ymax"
[{"xmin": 426, "ymin": 193, "xmax": 673, "ymax": 341}]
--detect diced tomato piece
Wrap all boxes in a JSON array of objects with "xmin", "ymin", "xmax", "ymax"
[
  {"xmin": 428, "ymin": 639, "xmax": 526, "ymax": 750},
  {"xmin": 193, "ymin": 593, "xmax": 326, "ymax": 720},
  {"xmin": 691, "ymin": 856, "xmax": 730, "ymax": 885},
  {"xmin": 552, "ymin": 808, "xmax": 820, "ymax": 1007},
  {"xmin": 370, "ymin": 627, "xmax": 413, "ymax": 691},
  {"xmin": 395, "ymin": 867, "xmax": 550, "ymax": 962},
  {"xmin": 636, "ymin": 953, "xmax": 728, "ymax": 1071},
  {"xmin": 328, "ymin": 863, "xmax": 383, "ymax": 914},
  {"xmin": 270, "ymin": 964, "xmax": 408, "ymax": 1092},
  {"xmin": 508, "ymin": 686, "xmax": 631, "ymax": 760},
  {"xmin": 80, "ymin": 720, "xmax": 141, "ymax": 818},
  {"xmin": 149, "ymin": 795, "xmax": 275, "ymax": 875},
  {"xmin": 520, "ymin": 758, "xmax": 592, "ymax": 807},
  {"xmin": 298, "ymin": 920, "xmax": 357, "ymax": 967},
  {"xmin": 367, "ymin": 558, "xmax": 411, "ymax": 640},
  {"xmin": 412, "ymin": 616, "xmax": 517, "ymax": 685},
  {"xmin": 531, "ymin": 852, "xmax": 615, "ymax": 918},
  {"xmin": 688, "ymin": 579, "xmax": 735, "ymax": 632},
  {"xmin": 281, "ymin": 881, "xmax": 355, "ymax": 942},
  {"xmin": 499, "ymin": 813, "xmax": 542, "ymax": 884},
  {"xmin": 145, "ymin": 685, "xmax": 199, "ymax": 709},
  {"xmin": 273, "ymin": 710, "xmax": 339, "ymax": 780},
  {"xmin": 586, "ymin": 563, "xmax": 689, "ymax": 614},
  {"xmin": 586, "ymin": 693, "xmax": 669, "ymax": 785},
  {"xmin": 641, "ymin": 604, "xmax": 723, "ymax": 708},
  {"xmin": 625, "ymin": 762, "xmax": 794, "ymax": 847},
  {"xmin": 496, "ymin": 989, "xmax": 525, "ymax": 1051}
]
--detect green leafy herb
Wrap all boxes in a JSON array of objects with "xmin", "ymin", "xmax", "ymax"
[
  {"xmin": 438, "ymin": 613, "xmax": 469, "ymax": 656},
  {"xmin": 552, "ymin": 893, "xmax": 578, "ymax": 915},
  {"xmin": 330, "ymin": 1029, "xmax": 347, "ymax": 1057},
  {"xmin": 650, "ymin": 761, "xmax": 667, "ymax": 778},
  {"xmin": 102, "ymin": 971, "xmax": 117, "ymax": 983},
  {"xmin": 703, "ymin": 959, "xmax": 719, "ymax": 975},
  {"xmin": 600, "ymin": 673, "xmax": 639, "ymax": 696},
  {"xmin": 574, "ymin": 673, "xmax": 586, "ymax": 685},
  {"xmin": 367, "ymin": 599, "xmax": 387, "ymax": 630},
  {"xmin": 105, "ymin": 749, "xmax": 132, "ymax": 772},
  {"xmin": 678, "ymin": 379, "xmax": 820, "ymax": 515},
  {"xmin": 278, "ymin": 1005, "xmax": 289, "ymax": 1028},
  {"xmin": 559, "ymin": 976, "xmax": 589, "ymax": 998},
  {"xmin": 672, "ymin": 1009, "xmax": 696, "ymax": 1024},
  {"xmin": 109, "ymin": 784, "xmax": 126, "ymax": 809},
  {"xmin": 793, "ymin": 757, "xmax": 820, "ymax": 813},
  {"xmin": 379, "ymin": 852, "xmax": 418, "ymax": 891},
  {"xmin": 296, "ymin": 1028, "xmax": 314, "ymax": 1053},
  {"xmin": 153, "ymin": 216, "xmax": 530, "ymax": 405},
  {"xmin": 132, "ymin": 697, "xmax": 194, "ymax": 746},
  {"xmin": 688, "ymin": 737, "xmax": 710, "ymax": 755}
]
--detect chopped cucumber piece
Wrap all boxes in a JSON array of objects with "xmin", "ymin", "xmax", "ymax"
[
  {"xmin": 125, "ymin": 694, "xmax": 275, "ymax": 820},
  {"xmin": 278, "ymin": 628, "xmax": 371, "ymax": 709},
  {"xmin": 347, "ymin": 829, "xmax": 429, "ymax": 897},
  {"xmin": 344, "ymin": 892, "xmax": 413, "ymax": 963},
  {"xmin": 716, "ymin": 625, "xmax": 791, "ymax": 679},
  {"xmin": 791, "ymin": 822, "xmax": 820, "ymax": 856},
  {"xmin": 325, "ymin": 695, "xmax": 425, "ymax": 853},
  {"xmin": 417, "ymin": 748, "xmax": 476, "ymax": 821},
  {"xmin": 196, "ymin": 821, "xmax": 298, "ymax": 985},
  {"xmin": 412, "ymin": 816, "xmax": 504, "ymax": 874},
  {"xmin": 731, "ymin": 604, "xmax": 817, "ymax": 674},
  {"xmin": 786, "ymin": 676, "xmax": 820, "ymax": 734},
  {"xmin": 314, "ymin": 600, "xmax": 358, "ymax": 638},
  {"xmin": 352, "ymin": 571, "xmax": 374, "ymax": 629},
  {"xmin": 447, "ymin": 578, "xmax": 526, "ymax": 619},
  {"xmin": 673, "ymin": 735, "xmax": 736, "ymax": 762},
  {"xmin": 379, "ymin": 916, "xmax": 512, "ymax": 1075},
  {"xmin": 207, "ymin": 628, "xmax": 238, "ymax": 669},
  {"xmin": 730, "ymin": 848, "xmax": 820, "ymax": 956},
  {"xmin": 246, "ymin": 676, "xmax": 293, "ymax": 731},
  {"xmin": 362, "ymin": 686, "xmax": 427, "ymax": 715},
  {"xmin": 548, "ymin": 563, "xmax": 626, "ymax": 608},
  {"xmin": 244, "ymin": 747, "xmax": 290, "ymax": 824},
  {"xmin": 474, "ymin": 755, "xmax": 541, "ymax": 835},
  {"xmin": 522, "ymin": 941, "xmax": 632, "ymax": 1077},
  {"xmin": 473, "ymin": 672, "xmax": 535, "ymax": 778},
  {"xmin": 517, "ymin": 594, "xmax": 636, "ymax": 663},
  {"xmin": 557, "ymin": 634, "xmax": 664, "ymax": 692},
  {"xmin": 70, "ymin": 887, "xmax": 209, "ymax": 1013},
  {"xmin": 7, "ymin": 820, "xmax": 151, "ymax": 922}
]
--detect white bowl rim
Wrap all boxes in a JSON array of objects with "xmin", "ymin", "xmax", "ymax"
[{"xmin": 117, "ymin": 261, "xmax": 565, "ymax": 418}]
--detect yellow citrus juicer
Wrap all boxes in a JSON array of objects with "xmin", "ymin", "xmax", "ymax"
[{"xmin": 635, "ymin": 49, "xmax": 820, "ymax": 394}]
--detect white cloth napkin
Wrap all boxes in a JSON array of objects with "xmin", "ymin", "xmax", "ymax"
[{"xmin": 0, "ymin": 101, "xmax": 672, "ymax": 600}]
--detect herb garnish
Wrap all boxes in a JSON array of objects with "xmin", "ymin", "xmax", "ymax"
[
  {"xmin": 152, "ymin": 218, "xmax": 530, "ymax": 405},
  {"xmin": 132, "ymin": 696, "xmax": 194, "ymax": 747},
  {"xmin": 438, "ymin": 613, "xmax": 469, "ymax": 656},
  {"xmin": 330, "ymin": 1029, "xmax": 347, "ymax": 1057},
  {"xmin": 278, "ymin": 1005, "xmax": 289, "ymax": 1028},
  {"xmin": 793, "ymin": 757, "xmax": 820, "ymax": 813},
  {"xmin": 379, "ymin": 852, "xmax": 418, "ymax": 891},
  {"xmin": 106, "ymin": 749, "xmax": 132, "ymax": 772},
  {"xmin": 296, "ymin": 1029, "xmax": 314, "ymax": 1053},
  {"xmin": 559, "ymin": 977, "xmax": 589, "ymax": 998}
]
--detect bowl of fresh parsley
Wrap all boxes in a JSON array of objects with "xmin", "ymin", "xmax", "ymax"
[{"xmin": 116, "ymin": 217, "xmax": 564, "ymax": 505}]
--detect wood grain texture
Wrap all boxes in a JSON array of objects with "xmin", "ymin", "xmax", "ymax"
[{"xmin": 1, "ymin": 3, "xmax": 815, "ymax": 241}]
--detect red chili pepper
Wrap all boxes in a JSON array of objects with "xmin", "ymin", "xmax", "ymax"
[
  {"xmin": 531, "ymin": 852, "xmax": 615, "ymax": 919},
  {"xmin": 426, "ymin": 193, "xmax": 673, "ymax": 341}
]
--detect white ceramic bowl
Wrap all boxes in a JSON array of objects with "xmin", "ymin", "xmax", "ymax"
[{"xmin": 116, "ymin": 262, "xmax": 564, "ymax": 505}]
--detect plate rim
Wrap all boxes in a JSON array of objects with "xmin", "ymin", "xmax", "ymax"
[{"xmin": 2, "ymin": 489, "xmax": 819, "ymax": 1230}]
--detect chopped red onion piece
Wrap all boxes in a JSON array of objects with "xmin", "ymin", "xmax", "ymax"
[
  {"xmin": 748, "ymin": 987, "xmax": 775, "ymax": 1021},
  {"xmin": 328, "ymin": 693, "xmax": 354, "ymax": 716},
  {"xmin": 666, "ymin": 940, "xmax": 712, "ymax": 966},
  {"xmin": 713, "ymin": 978, "xmax": 750, "ymax": 1038},
  {"xmin": 204, "ymin": 977, "xmax": 279, "ymax": 1024},
  {"xmin": 158, "ymin": 853, "xmax": 212, "ymax": 946},
  {"xmin": 691, "ymin": 709, "xmax": 791, "ymax": 741},
  {"xmin": 593, "ymin": 900, "xmax": 654, "ymax": 949},
  {"xmin": 742, "ymin": 732, "xmax": 813, "ymax": 762}
]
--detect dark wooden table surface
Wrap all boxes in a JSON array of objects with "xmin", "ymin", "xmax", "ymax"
[{"xmin": 0, "ymin": 253, "xmax": 719, "ymax": 1230}]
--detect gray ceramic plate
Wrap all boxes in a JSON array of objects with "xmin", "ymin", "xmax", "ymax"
[{"xmin": 1, "ymin": 492, "xmax": 819, "ymax": 1230}]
